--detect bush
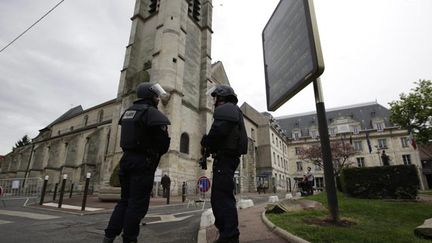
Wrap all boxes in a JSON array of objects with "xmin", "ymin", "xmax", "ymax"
[
  {"xmin": 109, "ymin": 163, "xmax": 121, "ymax": 187},
  {"xmin": 340, "ymin": 165, "xmax": 419, "ymax": 199}
]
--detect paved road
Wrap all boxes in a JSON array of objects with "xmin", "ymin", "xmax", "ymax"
[{"xmin": 0, "ymin": 200, "xmax": 210, "ymax": 243}]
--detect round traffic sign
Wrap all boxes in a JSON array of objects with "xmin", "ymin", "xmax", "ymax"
[{"xmin": 197, "ymin": 176, "xmax": 211, "ymax": 193}]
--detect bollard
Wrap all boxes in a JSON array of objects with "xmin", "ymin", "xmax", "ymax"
[
  {"xmin": 182, "ymin": 182, "xmax": 186, "ymax": 203},
  {"xmin": 39, "ymin": 175, "xmax": 49, "ymax": 205},
  {"xmin": 53, "ymin": 183, "xmax": 59, "ymax": 201},
  {"xmin": 166, "ymin": 185, "xmax": 170, "ymax": 205},
  {"xmin": 58, "ymin": 174, "xmax": 67, "ymax": 208},
  {"xmin": 69, "ymin": 183, "xmax": 74, "ymax": 198},
  {"xmin": 81, "ymin": 173, "xmax": 91, "ymax": 211}
]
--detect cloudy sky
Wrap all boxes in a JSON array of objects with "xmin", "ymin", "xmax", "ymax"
[{"xmin": 0, "ymin": 0, "xmax": 431, "ymax": 155}]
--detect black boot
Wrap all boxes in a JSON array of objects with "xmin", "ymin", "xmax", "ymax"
[{"xmin": 102, "ymin": 236, "xmax": 115, "ymax": 243}]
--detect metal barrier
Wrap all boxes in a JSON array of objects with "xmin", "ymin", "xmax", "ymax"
[
  {"xmin": 0, "ymin": 177, "xmax": 43, "ymax": 206},
  {"xmin": 183, "ymin": 179, "xmax": 211, "ymax": 210}
]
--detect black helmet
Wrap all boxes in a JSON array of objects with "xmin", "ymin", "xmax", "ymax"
[
  {"xmin": 207, "ymin": 84, "xmax": 238, "ymax": 104},
  {"xmin": 137, "ymin": 82, "xmax": 167, "ymax": 99}
]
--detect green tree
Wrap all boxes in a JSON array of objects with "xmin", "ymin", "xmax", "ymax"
[
  {"xmin": 389, "ymin": 79, "xmax": 432, "ymax": 145},
  {"xmin": 13, "ymin": 135, "xmax": 31, "ymax": 150}
]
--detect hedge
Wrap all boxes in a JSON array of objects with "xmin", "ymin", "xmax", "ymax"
[{"xmin": 340, "ymin": 165, "xmax": 419, "ymax": 199}]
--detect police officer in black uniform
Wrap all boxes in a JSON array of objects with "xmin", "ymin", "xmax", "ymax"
[
  {"xmin": 201, "ymin": 84, "xmax": 248, "ymax": 243},
  {"xmin": 103, "ymin": 82, "xmax": 171, "ymax": 243}
]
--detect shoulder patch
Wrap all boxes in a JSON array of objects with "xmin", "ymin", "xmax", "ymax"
[{"xmin": 122, "ymin": 110, "xmax": 136, "ymax": 119}]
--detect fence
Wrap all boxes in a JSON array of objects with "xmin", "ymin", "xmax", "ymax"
[{"xmin": 0, "ymin": 177, "xmax": 43, "ymax": 206}]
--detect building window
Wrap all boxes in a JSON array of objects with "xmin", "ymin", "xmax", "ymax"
[
  {"xmin": 295, "ymin": 147, "xmax": 301, "ymax": 155},
  {"xmin": 277, "ymin": 155, "xmax": 280, "ymax": 167},
  {"xmin": 83, "ymin": 115, "xmax": 88, "ymax": 126},
  {"xmin": 149, "ymin": 0, "xmax": 160, "ymax": 14},
  {"xmin": 329, "ymin": 127, "xmax": 337, "ymax": 136},
  {"xmin": 310, "ymin": 130, "xmax": 318, "ymax": 138},
  {"xmin": 378, "ymin": 139, "xmax": 387, "ymax": 149},
  {"xmin": 251, "ymin": 128, "xmax": 255, "ymax": 139},
  {"xmin": 353, "ymin": 126, "xmax": 360, "ymax": 134},
  {"xmin": 272, "ymin": 134, "xmax": 274, "ymax": 143},
  {"xmin": 293, "ymin": 132, "xmax": 300, "ymax": 140},
  {"xmin": 353, "ymin": 141, "xmax": 363, "ymax": 151},
  {"xmin": 357, "ymin": 157, "xmax": 365, "ymax": 167},
  {"xmin": 401, "ymin": 137, "xmax": 409, "ymax": 148},
  {"xmin": 180, "ymin": 133, "xmax": 189, "ymax": 154},
  {"xmin": 402, "ymin": 154, "xmax": 411, "ymax": 165},
  {"xmin": 70, "ymin": 126, "xmax": 74, "ymax": 131},
  {"xmin": 273, "ymin": 152, "xmax": 276, "ymax": 165},
  {"xmin": 187, "ymin": 0, "xmax": 201, "ymax": 21},
  {"xmin": 296, "ymin": 161, "xmax": 303, "ymax": 171},
  {"xmin": 276, "ymin": 138, "xmax": 279, "ymax": 147},
  {"xmin": 98, "ymin": 110, "xmax": 104, "ymax": 123},
  {"xmin": 315, "ymin": 163, "xmax": 321, "ymax": 170}
]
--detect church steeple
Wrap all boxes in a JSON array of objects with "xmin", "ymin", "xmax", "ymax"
[{"xmin": 103, "ymin": 0, "xmax": 215, "ymax": 189}]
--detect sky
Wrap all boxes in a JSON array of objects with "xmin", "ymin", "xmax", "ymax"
[{"xmin": 0, "ymin": 0, "xmax": 431, "ymax": 155}]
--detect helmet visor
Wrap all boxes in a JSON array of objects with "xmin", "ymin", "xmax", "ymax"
[
  {"xmin": 150, "ymin": 83, "xmax": 167, "ymax": 97},
  {"xmin": 206, "ymin": 85, "xmax": 217, "ymax": 96}
]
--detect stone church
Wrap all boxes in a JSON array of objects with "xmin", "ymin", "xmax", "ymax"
[{"xmin": 0, "ymin": 0, "xmax": 259, "ymax": 194}]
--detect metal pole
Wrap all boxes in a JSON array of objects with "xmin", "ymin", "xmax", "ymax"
[
  {"xmin": 58, "ymin": 174, "xmax": 67, "ymax": 208},
  {"xmin": 69, "ymin": 183, "xmax": 74, "ymax": 198},
  {"xmin": 182, "ymin": 182, "xmax": 186, "ymax": 203},
  {"xmin": 81, "ymin": 173, "xmax": 91, "ymax": 211},
  {"xmin": 39, "ymin": 175, "xmax": 49, "ymax": 205},
  {"xmin": 166, "ymin": 185, "xmax": 170, "ymax": 205},
  {"xmin": 313, "ymin": 79, "xmax": 339, "ymax": 221},
  {"xmin": 53, "ymin": 183, "xmax": 58, "ymax": 201}
]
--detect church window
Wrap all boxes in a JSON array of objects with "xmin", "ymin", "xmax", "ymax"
[
  {"xmin": 149, "ymin": 0, "xmax": 160, "ymax": 14},
  {"xmin": 83, "ymin": 115, "xmax": 88, "ymax": 126},
  {"xmin": 188, "ymin": 0, "xmax": 201, "ymax": 21},
  {"xmin": 98, "ymin": 110, "xmax": 104, "ymax": 123},
  {"xmin": 180, "ymin": 133, "xmax": 189, "ymax": 154}
]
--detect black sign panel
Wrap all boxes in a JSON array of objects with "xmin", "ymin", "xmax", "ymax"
[{"xmin": 263, "ymin": 0, "xmax": 324, "ymax": 111}]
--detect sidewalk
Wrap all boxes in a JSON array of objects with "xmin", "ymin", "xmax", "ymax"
[{"xmin": 205, "ymin": 203, "xmax": 287, "ymax": 243}]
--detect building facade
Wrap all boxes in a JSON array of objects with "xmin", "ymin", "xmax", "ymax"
[{"xmin": 277, "ymin": 101, "xmax": 428, "ymax": 190}]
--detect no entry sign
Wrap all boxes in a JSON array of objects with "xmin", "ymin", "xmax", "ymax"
[{"xmin": 197, "ymin": 176, "xmax": 211, "ymax": 193}]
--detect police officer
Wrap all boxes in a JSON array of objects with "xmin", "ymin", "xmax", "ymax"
[
  {"xmin": 201, "ymin": 84, "xmax": 248, "ymax": 243},
  {"xmin": 103, "ymin": 82, "xmax": 171, "ymax": 243}
]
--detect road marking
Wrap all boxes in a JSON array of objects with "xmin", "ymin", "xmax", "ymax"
[
  {"xmin": 0, "ymin": 209, "xmax": 60, "ymax": 220},
  {"xmin": 43, "ymin": 203, "xmax": 103, "ymax": 211},
  {"xmin": 0, "ymin": 219, "xmax": 12, "ymax": 225},
  {"xmin": 144, "ymin": 214, "xmax": 193, "ymax": 225}
]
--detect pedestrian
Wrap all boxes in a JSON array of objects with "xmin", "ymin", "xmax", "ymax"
[
  {"xmin": 201, "ymin": 84, "xmax": 248, "ymax": 243},
  {"xmin": 305, "ymin": 167, "xmax": 314, "ymax": 195},
  {"xmin": 161, "ymin": 174, "xmax": 171, "ymax": 198},
  {"xmin": 103, "ymin": 82, "xmax": 171, "ymax": 243},
  {"xmin": 381, "ymin": 150, "xmax": 390, "ymax": 166}
]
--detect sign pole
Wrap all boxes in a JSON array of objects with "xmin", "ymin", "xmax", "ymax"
[{"xmin": 313, "ymin": 78, "xmax": 339, "ymax": 221}]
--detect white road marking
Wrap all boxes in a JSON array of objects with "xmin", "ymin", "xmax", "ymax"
[
  {"xmin": 0, "ymin": 209, "xmax": 60, "ymax": 220},
  {"xmin": 43, "ymin": 203, "xmax": 103, "ymax": 211},
  {"xmin": 0, "ymin": 219, "xmax": 12, "ymax": 225}
]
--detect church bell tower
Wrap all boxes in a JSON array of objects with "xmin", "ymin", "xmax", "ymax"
[{"xmin": 102, "ymin": 0, "xmax": 215, "ymax": 192}]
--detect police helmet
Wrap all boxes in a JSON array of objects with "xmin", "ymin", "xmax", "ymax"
[
  {"xmin": 207, "ymin": 84, "xmax": 238, "ymax": 104},
  {"xmin": 137, "ymin": 82, "xmax": 167, "ymax": 99}
]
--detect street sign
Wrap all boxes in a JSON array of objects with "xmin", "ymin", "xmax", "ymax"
[
  {"xmin": 154, "ymin": 168, "xmax": 162, "ymax": 182},
  {"xmin": 197, "ymin": 176, "xmax": 211, "ymax": 193},
  {"xmin": 262, "ymin": 0, "xmax": 324, "ymax": 111}
]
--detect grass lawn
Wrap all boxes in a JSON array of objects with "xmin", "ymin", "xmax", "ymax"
[{"xmin": 266, "ymin": 192, "xmax": 432, "ymax": 243}]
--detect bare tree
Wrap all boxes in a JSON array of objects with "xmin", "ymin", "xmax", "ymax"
[{"xmin": 298, "ymin": 140, "xmax": 357, "ymax": 176}]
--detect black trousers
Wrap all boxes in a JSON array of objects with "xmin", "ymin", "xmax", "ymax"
[
  {"xmin": 211, "ymin": 156, "xmax": 240, "ymax": 240},
  {"xmin": 105, "ymin": 152, "xmax": 155, "ymax": 243}
]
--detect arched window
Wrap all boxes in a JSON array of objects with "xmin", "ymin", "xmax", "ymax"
[
  {"xmin": 180, "ymin": 133, "xmax": 189, "ymax": 154},
  {"xmin": 83, "ymin": 115, "xmax": 88, "ymax": 126},
  {"xmin": 98, "ymin": 110, "xmax": 104, "ymax": 123}
]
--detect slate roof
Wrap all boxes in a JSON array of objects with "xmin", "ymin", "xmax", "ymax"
[{"xmin": 276, "ymin": 101, "xmax": 394, "ymax": 138}]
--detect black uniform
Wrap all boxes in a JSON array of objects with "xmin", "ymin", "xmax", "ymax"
[
  {"xmin": 104, "ymin": 99, "xmax": 170, "ymax": 243},
  {"xmin": 201, "ymin": 102, "xmax": 247, "ymax": 242}
]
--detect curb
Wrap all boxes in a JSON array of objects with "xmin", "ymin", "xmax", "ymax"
[{"xmin": 261, "ymin": 211, "xmax": 310, "ymax": 243}]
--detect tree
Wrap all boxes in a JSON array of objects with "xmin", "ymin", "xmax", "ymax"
[
  {"xmin": 298, "ymin": 141, "xmax": 357, "ymax": 176},
  {"xmin": 13, "ymin": 135, "xmax": 31, "ymax": 150},
  {"xmin": 389, "ymin": 79, "xmax": 432, "ymax": 145}
]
